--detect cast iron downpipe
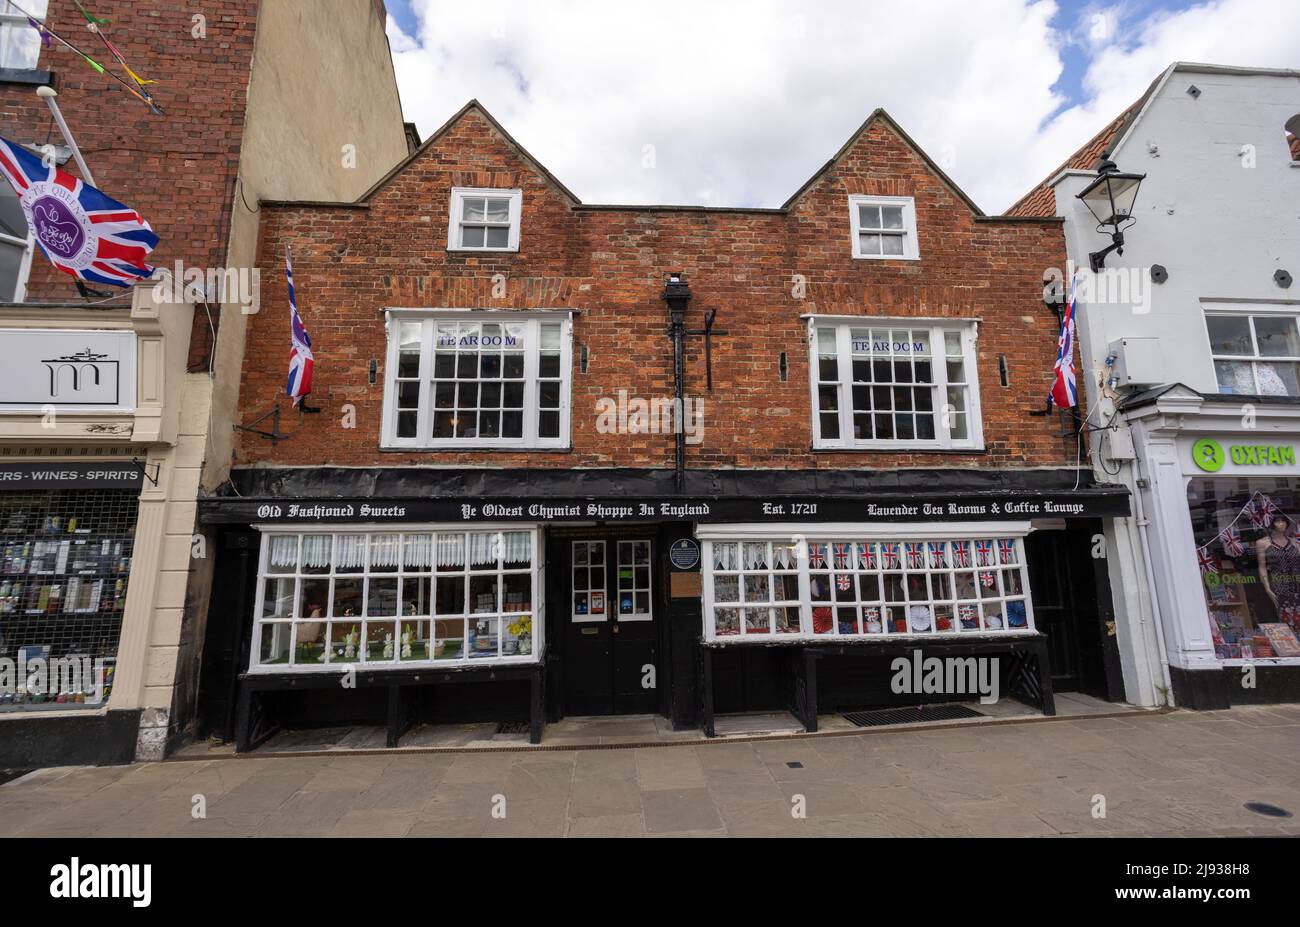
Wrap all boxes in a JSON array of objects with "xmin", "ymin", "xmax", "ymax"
[{"xmin": 662, "ymin": 273, "xmax": 691, "ymax": 494}]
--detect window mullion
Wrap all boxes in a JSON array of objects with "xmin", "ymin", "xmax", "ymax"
[
  {"xmin": 933, "ymin": 325, "xmax": 951, "ymax": 449},
  {"xmin": 837, "ymin": 325, "xmax": 852, "ymax": 446},
  {"xmin": 417, "ymin": 321, "xmax": 434, "ymax": 447},
  {"xmin": 523, "ymin": 319, "xmax": 539, "ymax": 445}
]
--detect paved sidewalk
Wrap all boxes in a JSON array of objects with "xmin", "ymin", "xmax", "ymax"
[{"xmin": 2, "ymin": 705, "xmax": 1297, "ymax": 837}]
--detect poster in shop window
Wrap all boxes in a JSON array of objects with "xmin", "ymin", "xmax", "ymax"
[{"xmin": 1188, "ymin": 478, "xmax": 1300, "ymax": 660}]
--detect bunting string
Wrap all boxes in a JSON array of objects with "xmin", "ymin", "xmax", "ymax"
[
  {"xmin": 1194, "ymin": 490, "xmax": 1291, "ymax": 556},
  {"xmin": 9, "ymin": 0, "xmax": 162, "ymax": 114}
]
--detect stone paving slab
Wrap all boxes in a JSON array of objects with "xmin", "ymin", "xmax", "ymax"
[{"xmin": 1, "ymin": 705, "xmax": 1297, "ymax": 837}]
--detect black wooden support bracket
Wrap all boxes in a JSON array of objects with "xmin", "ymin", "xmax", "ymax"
[
  {"xmin": 233, "ymin": 402, "xmax": 291, "ymax": 444},
  {"xmin": 128, "ymin": 458, "xmax": 161, "ymax": 487},
  {"xmin": 685, "ymin": 308, "xmax": 729, "ymax": 392}
]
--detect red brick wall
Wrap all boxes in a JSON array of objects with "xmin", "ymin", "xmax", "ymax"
[
  {"xmin": 0, "ymin": 2, "xmax": 259, "ymax": 366},
  {"xmin": 241, "ymin": 107, "xmax": 1072, "ymax": 472}
]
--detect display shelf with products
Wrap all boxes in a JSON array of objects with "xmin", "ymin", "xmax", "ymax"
[{"xmin": 0, "ymin": 490, "xmax": 137, "ymax": 711}]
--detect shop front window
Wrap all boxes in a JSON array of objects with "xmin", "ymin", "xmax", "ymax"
[
  {"xmin": 0, "ymin": 489, "xmax": 136, "ymax": 708},
  {"xmin": 702, "ymin": 533, "xmax": 1031, "ymax": 641},
  {"xmin": 251, "ymin": 528, "xmax": 541, "ymax": 671},
  {"xmin": 1187, "ymin": 478, "xmax": 1300, "ymax": 660}
]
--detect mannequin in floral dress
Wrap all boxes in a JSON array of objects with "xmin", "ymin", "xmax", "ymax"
[{"xmin": 1256, "ymin": 514, "xmax": 1300, "ymax": 631}]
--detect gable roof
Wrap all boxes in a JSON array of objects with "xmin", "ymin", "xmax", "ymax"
[
  {"xmin": 781, "ymin": 108, "xmax": 986, "ymax": 215},
  {"xmin": 265, "ymin": 101, "xmax": 1031, "ymax": 218},
  {"xmin": 355, "ymin": 99, "xmax": 583, "ymax": 206}
]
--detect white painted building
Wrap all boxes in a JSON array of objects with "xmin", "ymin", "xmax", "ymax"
[{"xmin": 1010, "ymin": 62, "xmax": 1300, "ymax": 708}]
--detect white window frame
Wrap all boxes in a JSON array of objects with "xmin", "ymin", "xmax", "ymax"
[
  {"xmin": 849, "ymin": 195, "xmax": 919, "ymax": 261},
  {"xmin": 616, "ymin": 539, "xmax": 654, "ymax": 622},
  {"xmin": 571, "ymin": 539, "xmax": 608, "ymax": 623},
  {"xmin": 248, "ymin": 525, "xmax": 543, "ymax": 673},
  {"xmin": 1205, "ymin": 304, "xmax": 1300, "ymax": 398},
  {"xmin": 0, "ymin": 185, "xmax": 33, "ymax": 303},
  {"xmin": 807, "ymin": 315, "xmax": 984, "ymax": 451},
  {"xmin": 447, "ymin": 187, "xmax": 522, "ymax": 252},
  {"xmin": 699, "ymin": 522, "xmax": 1034, "ymax": 644},
  {"xmin": 0, "ymin": 1, "xmax": 46, "ymax": 71},
  {"xmin": 381, "ymin": 309, "xmax": 572, "ymax": 450}
]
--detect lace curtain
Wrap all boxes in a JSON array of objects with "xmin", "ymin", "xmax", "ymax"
[
  {"xmin": 370, "ymin": 534, "xmax": 401, "ymax": 570},
  {"xmin": 275, "ymin": 531, "xmax": 534, "ymax": 573},
  {"xmin": 403, "ymin": 534, "xmax": 433, "ymax": 570},
  {"xmin": 436, "ymin": 533, "xmax": 465, "ymax": 568},
  {"xmin": 302, "ymin": 534, "xmax": 331, "ymax": 569},
  {"xmin": 501, "ymin": 531, "xmax": 530, "ymax": 564},
  {"xmin": 269, "ymin": 535, "xmax": 298, "ymax": 568},
  {"xmin": 335, "ymin": 534, "xmax": 366, "ymax": 570}
]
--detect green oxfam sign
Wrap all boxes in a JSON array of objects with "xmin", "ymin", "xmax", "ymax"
[{"xmin": 1192, "ymin": 437, "xmax": 1296, "ymax": 472}]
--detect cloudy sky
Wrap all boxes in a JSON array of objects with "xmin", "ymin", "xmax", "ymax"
[{"xmin": 384, "ymin": 0, "xmax": 1298, "ymax": 213}]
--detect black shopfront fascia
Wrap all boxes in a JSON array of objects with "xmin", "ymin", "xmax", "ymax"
[{"xmin": 197, "ymin": 468, "xmax": 1128, "ymax": 743}]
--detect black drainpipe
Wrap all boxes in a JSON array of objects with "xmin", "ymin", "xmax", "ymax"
[{"xmin": 661, "ymin": 273, "xmax": 691, "ymax": 494}]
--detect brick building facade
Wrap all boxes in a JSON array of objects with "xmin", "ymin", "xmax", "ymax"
[
  {"xmin": 0, "ymin": 1, "xmax": 409, "ymax": 766},
  {"xmin": 198, "ymin": 101, "xmax": 1130, "ymax": 745}
]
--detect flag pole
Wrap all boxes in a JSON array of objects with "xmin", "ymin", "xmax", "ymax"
[{"xmin": 35, "ymin": 86, "xmax": 95, "ymax": 185}]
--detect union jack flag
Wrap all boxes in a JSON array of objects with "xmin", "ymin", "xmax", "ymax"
[
  {"xmin": 1222, "ymin": 528, "xmax": 1246, "ymax": 558},
  {"xmin": 285, "ymin": 247, "xmax": 314, "ymax": 406},
  {"xmin": 0, "ymin": 136, "xmax": 156, "ymax": 287},
  {"xmin": 997, "ymin": 539, "xmax": 1017, "ymax": 563},
  {"xmin": 809, "ymin": 543, "xmax": 826, "ymax": 568},
  {"xmin": 1197, "ymin": 548, "xmax": 1218, "ymax": 574},
  {"xmin": 833, "ymin": 543, "xmax": 850, "ymax": 570},
  {"xmin": 856, "ymin": 542, "xmax": 875, "ymax": 570},
  {"xmin": 980, "ymin": 571, "xmax": 996, "ymax": 589},
  {"xmin": 1249, "ymin": 496, "xmax": 1279, "ymax": 529},
  {"xmin": 880, "ymin": 543, "xmax": 900, "ymax": 569},
  {"xmin": 905, "ymin": 543, "xmax": 925, "ymax": 569},
  {"xmin": 928, "ymin": 542, "xmax": 947, "ymax": 568},
  {"xmin": 975, "ymin": 540, "xmax": 995, "ymax": 567},
  {"xmin": 1048, "ymin": 271, "xmax": 1078, "ymax": 409},
  {"xmin": 952, "ymin": 542, "xmax": 972, "ymax": 568}
]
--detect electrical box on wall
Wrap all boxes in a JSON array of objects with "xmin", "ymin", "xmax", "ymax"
[{"xmin": 1107, "ymin": 337, "xmax": 1166, "ymax": 388}]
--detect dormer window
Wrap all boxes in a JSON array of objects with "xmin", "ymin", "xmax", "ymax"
[
  {"xmin": 448, "ymin": 187, "xmax": 522, "ymax": 252},
  {"xmin": 849, "ymin": 195, "xmax": 919, "ymax": 260}
]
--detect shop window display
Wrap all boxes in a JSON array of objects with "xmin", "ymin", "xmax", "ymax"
[
  {"xmin": 703, "ymin": 535, "xmax": 1032, "ymax": 641},
  {"xmin": 0, "ymin": 490, "xmax": 135, "ymax": 708},
  {"xmin": 251, "ymin": 528, "xmax": 540, "ymax": 671},
  {"xmin": 1187, "ymin": 479, "xmax": 1300, "ymax": 660}
]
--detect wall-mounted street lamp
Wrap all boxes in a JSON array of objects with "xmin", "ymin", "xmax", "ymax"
[{"xmin": 1076, "ymin": 158, "xmax": 1146, "ymax": 272}]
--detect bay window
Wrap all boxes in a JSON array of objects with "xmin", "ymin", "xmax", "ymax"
[
  {"xmin": 250, "ymin": 527, "xmax": 542, "ymax": 671},
  {"xmin": 383, "ymin": 311, "xmax": 571, "ymax": 449},
  {"xmin": 810, "ymin": 317, "xmax": 982, "ymax": 449},
  {"xmin": 701, "ymin": 527, "xmax": 1033, "ymax": 642}
]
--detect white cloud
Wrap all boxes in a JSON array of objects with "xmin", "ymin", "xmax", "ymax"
[{"xmin": 387, "ymin": 0, "xmax": 1300, "ymax": 213}]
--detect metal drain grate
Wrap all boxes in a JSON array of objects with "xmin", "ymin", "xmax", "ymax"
[
  {"xmin": 495, "ymin": 721, "xmax": 531, "ymax": 735},
  {"xmin": 842, "ymin": 704, "xmax": 984, "ymax": 728}
]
